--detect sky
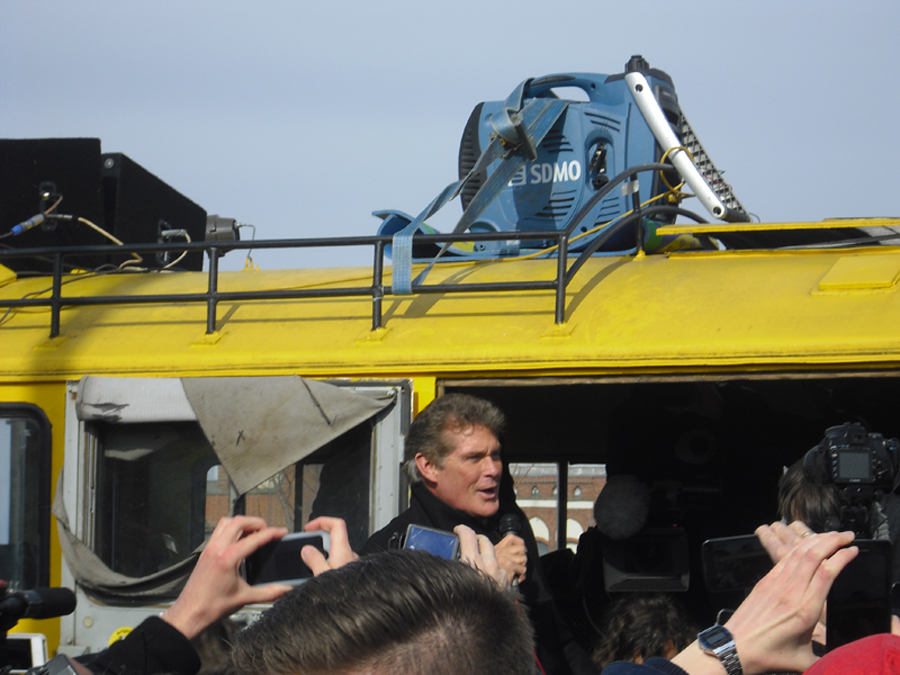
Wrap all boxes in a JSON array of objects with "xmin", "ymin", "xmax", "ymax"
[{"xmin": 1, "ymin": 0, "xmax": 898, "ymax": 271}]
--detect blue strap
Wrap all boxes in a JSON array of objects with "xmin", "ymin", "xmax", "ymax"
[
  {"xmin": 411, "ymin": 97, "xmax": 568, "ymax": 286},
  {"xmin": 391, "ymin": 228, "xmax": 415, "ymax": 295},
  {"xmin": 391, "ymin": 81, "xmax": 568, "ymax": 294}
]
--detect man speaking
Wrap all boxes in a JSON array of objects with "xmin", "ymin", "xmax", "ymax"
[{"xmin": 361, "ymin": 393, "xmax": 596, "ymax": 675}]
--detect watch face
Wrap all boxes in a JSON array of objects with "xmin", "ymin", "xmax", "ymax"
[{"xmin": 700, "ymin": 625, "xmax": 734, "ymax": 650}]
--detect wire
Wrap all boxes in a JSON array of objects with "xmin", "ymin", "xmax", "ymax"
[
  {"xmin": 159, "ymin": 230, "xmax": 191, "ymax": 270},
  {"xmin": 238, "ymin": 223, "xmax": 257, "ymax": 271},
  {"xmin": 0, "ymin": 267, "xmax": 125, "ymax": 327},
  {"xmin": 504, "ymin": 189, "xmax": 679, "ymax": 263},
  {"xmin": 42, "ymin": 195, "xmax": 63, "ymax": 215}
]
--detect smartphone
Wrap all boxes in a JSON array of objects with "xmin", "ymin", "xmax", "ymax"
[
  {"xmin": 826, "ymin": 538, "xmax": 892, "ymax": 652},
  {"xmin": 701, "ymin": 534, "xmax": 772, "ymax": 593},
  {"xmin": 403, "ymin": 524, "xmax": 460, "ymax": 559},
  {"xmin": 241, "ymin": 531, "xmax": 331, "ymax": 586}
]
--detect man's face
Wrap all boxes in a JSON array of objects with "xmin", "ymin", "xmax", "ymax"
[{"xmin": 417, "ymin": 424, "xmax": 502, "ymax": 519}]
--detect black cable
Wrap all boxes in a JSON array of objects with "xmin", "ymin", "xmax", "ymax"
[{"xmin": 565, "ymin": 205, "xmax": 709, "ymax": 285}]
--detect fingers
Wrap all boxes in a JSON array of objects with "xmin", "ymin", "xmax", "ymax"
[
  {"xmin": 455, "ymin": 524, "xmax": 480, "ymax": 563},
  {"xmin": 220, "ymin": 525, "xmax": 289, "ymax": 572},
  {"xmin": 243, "ymin": 582, "xmax": 292, "ymax": 605},
  {"xmin": 301, "ymin": 545, "xmax": 332, "ymax": 576},
  {"xmin": 494, "ymin": 534, "xmax": 527, "ymax": 584},
  {"xmin": 760, "ymin": 530, "xmax": 856, "ymax": 626},
  {"xmin": 455, "ymin": 525, "xmax": 508, "ymax": 589},
  {"xmin": 756, "ymin": 520, "xmax": 814, "ymax": 564},
  {"xmin": 722, "ymin": 530, "xmax": 856, "ymax": 674},
  {"xmin": 803, "ymin": 539, "xmax": 858, "ymax": 607},
  {"xmin": 892, "ymin": 615, "xmax": 900, "ymax": 636},
  {"xmin": 306, "ymin": 516, "xmax": 358, "ymax": 569},
  {"xmin": 204, "ymin": 516, "xmax": 287, "ymax": 567}
]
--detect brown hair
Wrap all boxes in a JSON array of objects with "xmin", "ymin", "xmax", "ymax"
[{"xmin": 402, "ymin": 394, "xmax": 506, "ymax": 483}]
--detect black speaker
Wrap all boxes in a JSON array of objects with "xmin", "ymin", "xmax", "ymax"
[
  {"xmin": 102, "ymin": 153, "xmax": 206, "ymax": 271},
  {"xmin": 0, "ymin": 139, "xmax": 207, "ymax": 272},
  {"xmin": 0, "ymin": 138, "xmax": 106, "ymax": 272}
]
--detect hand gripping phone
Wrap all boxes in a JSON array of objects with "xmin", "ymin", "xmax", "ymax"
[
  {"xmin": 403, "ymin": 524, "xmax": 460, "ymax": 560},
  {"xmin": 241, "ymin": 531, "xmax": 331, "ymax": 586}
]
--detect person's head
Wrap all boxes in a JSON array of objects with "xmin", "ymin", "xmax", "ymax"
[
  {"xmin": 778, "ymin": 458, "xmax": 842, "ymax": 533},
  {"xmin": 403, "ymin": 394, "xmax": 506, "ymax": 519},
  {"xmin": 591, "ymin": 593, "xmax": 697, "ymax": 668},
  {"xmin": 192, "ymin": 618, "xmax": 240, "ymax": 675},
  {"xmin": 232, "ymin": 549, "xmax": 535, "ymax": 675}
]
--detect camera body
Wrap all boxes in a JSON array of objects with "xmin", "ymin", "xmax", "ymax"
[{"xmin": 803, "ymin": 423, "xmax": 900, "ymax": 535}]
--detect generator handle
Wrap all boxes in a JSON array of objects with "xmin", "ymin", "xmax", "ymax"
[{"xmin": 525, "ymin": 73, "xmax": 610, "ymax": 104}]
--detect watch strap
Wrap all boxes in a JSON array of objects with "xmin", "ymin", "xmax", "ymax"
[{"xmin": 698, "ymin": 624, "xmax": 743, "ymax": 675}]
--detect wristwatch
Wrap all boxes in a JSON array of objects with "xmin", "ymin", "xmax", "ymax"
[{"xmin": 698, "ymin": 624, "xmax": 742, "ymax": 675}]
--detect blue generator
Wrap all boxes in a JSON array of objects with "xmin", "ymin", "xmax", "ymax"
[{"xmin": 456, "ymin": 55, "xmax": 682, "ymax": 253}]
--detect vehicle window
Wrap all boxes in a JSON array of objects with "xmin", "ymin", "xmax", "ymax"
[
  {"xmin": 243, "ymin": 420, "xmax": 373, "ymax": 551},
  {"xmin": 510, "ymin": 462, "xmax": 606, "ymax": 554},
  {"xmin": 92, "ymin": 418, "xmax": 376, "ymax": 578},
  {"xmin": 0, "ymin": 406, "xmax": 51, "ymax": 590},
  {"xmin": 93, "ymin": 421, "xmax": 218, "ymax": 578}
]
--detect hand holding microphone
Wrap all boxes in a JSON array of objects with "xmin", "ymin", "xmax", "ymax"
[{"xmin": 495, "ymin": 513, "xmax": 527, "ymax": 586}]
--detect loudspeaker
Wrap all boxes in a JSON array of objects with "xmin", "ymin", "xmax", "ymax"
[
  {"xmin": 0, "ymin": 138, "xmax": 106, "ymax": 272},
  {"xmin": 102, "ymin": 152, "xmax": 206, "ymax": 271},
  {"xmin": 0, "ymin": 139, "xmax": 207, "ymax": 272}
]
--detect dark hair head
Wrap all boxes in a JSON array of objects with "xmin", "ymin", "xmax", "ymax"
[
  {"xmin": 402, "ymin": 394, "xmax": 506, "ymax": 483},
  {"xmin": 592, "ymin": 593, "xmax": 697, "ymax": 668},
  {"xmin": 232, "ymin": 549, "xmax": 534, "ymax": 675},
  {"xmin": 778, "ymin": 458, "xmax": 842, "ymax": 532},
  {"xmin": 192, "ymin": 618, "xmax": 240, "ymax": 675}
]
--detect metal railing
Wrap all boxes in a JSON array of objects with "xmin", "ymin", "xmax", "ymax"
[
  {"xmin": 0, "ymin": 229, "xmax": 588, "ymax": 339},
  {"xmin": 2, "ymin": 164, "xmax": 715, "ymax": 339}
]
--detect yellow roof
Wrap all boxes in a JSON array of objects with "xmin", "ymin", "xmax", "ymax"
[{"xmin": 3, "ymin": 244, "xmax": 900, "ymax": 380}]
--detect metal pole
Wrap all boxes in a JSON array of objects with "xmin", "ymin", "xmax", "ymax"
[
  {"xmin": 206, "ymin": 247, "xmax": 219, "ymax": 334},
  {"xmin": 372, "ymin": 240, "xmax": 385, "ymax": 331},
  {"xmin": 50, "ymin": 252, "xmax": 63, "ymax": 339},
  {"xmin": 555, "ymin": 234, "xmax": 568, "ymax": 324}
]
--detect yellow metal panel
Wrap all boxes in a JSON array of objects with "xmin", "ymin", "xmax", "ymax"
[
  {"xmin": 4, "ymin": 250, "xmax": 900, "ymax": 381},
  {"xmin": 0, "ymin": 264, "xmax": 16, "ymax": 289},
  {"xmin": 657, "ymin": 217, "xmax": 900, "ymax": 235},
  {"xmin": 817, "ymin": 254, "xmax": 900, "ymax": 291}
]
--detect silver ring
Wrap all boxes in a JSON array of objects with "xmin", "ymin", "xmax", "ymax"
[{"xmin": 800, "ymin": 531, "xmax": 815, "ymax": 539}]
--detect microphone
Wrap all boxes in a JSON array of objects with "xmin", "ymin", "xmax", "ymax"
[
  {"xmin": 593, "ymin": 475, "xmax": 651, "ymax": 540},
  {"xmin": 0, "ymin": 587, "xmax": 76, "ymax": 629},
  {"xmin": 499, "ymin": 513, "xmax": 522, "ymax": 539},
  {"xmin": 498, "ymin": 514, "xmax": 523, "ymax": 587}
]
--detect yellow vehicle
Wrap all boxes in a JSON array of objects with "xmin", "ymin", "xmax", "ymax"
[
  {"xmin": 4, "ymin": 214, "xmax": 900, "ymax": 658},
  {"xmin": 3, "ymin": 58, "xmax": 900, "ymax": 662}
]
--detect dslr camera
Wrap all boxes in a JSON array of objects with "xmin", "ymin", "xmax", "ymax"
[{"xmin": 803, "ymin": 422, "xmax": 900, "ymax": 536}]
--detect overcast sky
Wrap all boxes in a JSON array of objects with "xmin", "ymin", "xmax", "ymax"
[{"xmin": 2, "ymin": 1, "xmax": 898, "ymax": 270}]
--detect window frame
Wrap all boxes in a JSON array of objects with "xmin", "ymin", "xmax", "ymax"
[
  {"xmin": 63, "ymin": 378, "xmax": 410, "ymax": 581},
  {"xmin": 0, "ymin": 403, "xmax": 53, "ymax": 589}
]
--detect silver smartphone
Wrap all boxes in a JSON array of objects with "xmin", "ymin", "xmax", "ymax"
[{"xmin": 241, "ymin": 531, "xmax": 331, "ymax": 586}]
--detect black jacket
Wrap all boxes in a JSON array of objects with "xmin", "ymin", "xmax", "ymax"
[
  {"xmin": 85, "ymin": 616, "xmax": 200, "ymax": 675},
  {"xmin": 361, "ymin": 481, "xmax": 598, "ymax": 675}
]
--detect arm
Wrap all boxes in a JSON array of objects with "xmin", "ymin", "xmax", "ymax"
[
  {"xmin": 161, "ymin": 516, "xmax": 292, "ymax": 640},
  {"xmin": 670, "ymin": 529, "xmax": 857, "ymax": 675}
]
